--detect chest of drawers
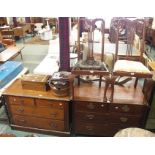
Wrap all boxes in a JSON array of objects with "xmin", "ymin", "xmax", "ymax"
[
  {"xmin": 73, "ymin": 83, "xmax": 149, "ymax": 136},
  {"xmin": 3, "ymin": 79, "xmax": 70, "ymax": 136},
  {"xmin": 73, "ymin": 101, "xmax": 148, "ymax": 136}
]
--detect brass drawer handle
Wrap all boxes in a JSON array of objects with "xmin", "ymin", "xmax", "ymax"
[
  {"xmin": 86, "ymin": 126, "xmax": 93, "ymax": 131},
  {"xmin": 19, "ymin": 119, "xmax": 26, "ymax": 123},
  {"xmin": 115, "ymin": 106, "xmax": 119, "ymax": 110},
  {"xmin": 86, "ymin": 114, "xmax": 95, "ymax": 120},
  {"xmin": 86, "ymin": 103, "xmax": 95, "ymax": 110},
  {"xmin": 121, "ymin": 105, "xmax": 130, "ymax": 112},
  {"xmin": 50, "ymin": 123, "xmax": 57, "ymax": 128},
  {"xmin": 101, "ymin": 104, "xmax": 104, "ymax": 108},
  {"xmin": 120, "ymin": 117, "xmax": 128, "ymax": 123},
  {"xmin": 17, "ymin": 108, "xmax": 24, "ymax": 113},
  {"xmin": 50, "ymin": 112, "xmax": 57, "ymax": 117}
]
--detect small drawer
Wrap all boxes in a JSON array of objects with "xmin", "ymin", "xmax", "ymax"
[
  {"xmin": 75, "ymin": 112, "xmax": 109, "ymax": 123},
  {"xmin": 8, "ymin": 96, "xmax": 34, "ymax": 106},
  {"xmin": 35, "ymin": 99, "xmax": 65, "ymax": 109},
  {"xmin": 109, "ymin": 103, "xmax": 147, "ymax": 114},
  {"xmin": 75, "ymin": 101, "xmax": 107, "ymax": 112},
  {"xmin": 12, "ymin": 115, "xmax": 65, "ymax": 131}
]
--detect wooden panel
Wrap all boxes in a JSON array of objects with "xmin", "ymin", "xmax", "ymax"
[
  {"xmin": 12, "ymin": 115, "xmax": 65, "ymax": 131},
  {"xmin": 35, "ymin": 99, "xmax": 65, "ymax": 109},
  {"xmin": 8, "ymin": 96, "xmax": 34, "ymax": 106},
  {"xmin": 74, "ymin": 101, "xmax": 107, "ymax": 113},
  {"xmin": 9, "ymin": 105, "xmax": 64, "ymax": 120}
]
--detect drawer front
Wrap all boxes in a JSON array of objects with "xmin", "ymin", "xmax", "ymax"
[
  {"xmin": 8, "ymin": 96, "xmax": 34, "ymax": 106},
  {"xmin": 75, "ymin": 112, "xmax": 109, "ymax": 123},
  {"xmin": 107, "ymin": 113, "xmax": 143, "ymax": 125},
  {"xmin": 35, "ymin": 99, "xmax": 65, "ymax": 109},
  {"xmin": 9, "ymin": 105, "xmax": 64, "ymax": 120},
  {"xmin": 109, "ymin": 104, "xmax": 147, "ymax": 114},
  {"xmin": 75, "ymin": 122, "xmax": 132, "ymax": 136},
  {"xmin": 75, "ymin": 101, "xmax": 107, "ymax": 112},
  {"xmin": 12, "ymin": 115, "xmax": 65, "ymax": 131}
]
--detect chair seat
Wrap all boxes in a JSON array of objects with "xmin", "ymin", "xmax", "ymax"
[{"xmin": 114, "ymin": 60, "xmax": 151, "ymax": 75}]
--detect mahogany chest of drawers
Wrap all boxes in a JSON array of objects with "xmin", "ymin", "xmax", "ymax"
[
  {"xmin": 3, "ymin": 79, "xmax": 70, "ymax": 136},
  {"xmin": 73, "ymin": 83, "xmax": 149, "ymax": 136}
]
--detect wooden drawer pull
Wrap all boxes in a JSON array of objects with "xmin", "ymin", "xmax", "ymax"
[
  {"xmin": 86, "ymin": 114, "xmax": 95, "ymax": 120},
  {"xmin": 87, "ymin": 103, "xmax": 95, "ymax": 110},
  {"xmin": 120, "ymin": 117, "xmax": 128, "ymax": 123}
]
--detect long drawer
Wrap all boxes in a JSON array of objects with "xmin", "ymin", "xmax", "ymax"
[
  {"xmin": 75, "ymin": 122, "xmax": 141, "ymax": 136},
  {"xmin": 12, "ymin": 115, "xmax": 65, "ymax": 131},
  {"xmin": 75, "ymin": 111, "xmax": 143, "ymax": 125},
  {"xmin": 74, "ymin": 101, "xmax": 107, "ymax": 112},
  {"xmin": 9, "ymin": 104, "xmax": 64, "ymax": 120},
  {"xmin": 109, "ymin": 103, "xmax": 147, "ymax": 114}
]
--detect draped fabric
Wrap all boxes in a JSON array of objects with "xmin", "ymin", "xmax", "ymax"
[
  {"xmin": 25, "ymin": 17, "xmax": 31, "ymax": 23},
  {"xmin": 13, "ymin": 17, "xmax": 17, "ymax": 27},
  {"xmin": 58, "ymin": 17, "xmax": 70, "ymax": 71}
]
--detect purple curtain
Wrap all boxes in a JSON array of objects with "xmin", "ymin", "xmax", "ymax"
[
  {"xmin": 25, "ymin": 17, "xmax": 31, "ymax": 23},
  {"xmin": 13, "ymin": 17, "xmax": 17, "ymax": 27},
  {"xmin": 58, "ymin": 17, "xmax": 70, "ymax": 71}
]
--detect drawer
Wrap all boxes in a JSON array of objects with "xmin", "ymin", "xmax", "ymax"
[
  {"xmin": 9, "ymin": 105, "xmax": 64, "ymax": 120},
  {"xmin": 12, "ymin": 115, "xmax": 65, "ymax": 131},
  {"xmin": 74, "ymin": 101, "xmax": 107, "ymax": 113},
  {"xmin": 75, "ymin": 122, "xmax": 133, "ymax": 136},
  {"xmin": 75, "ymin": 112, "xmax": 109, "ymax": 123},
  {"xmin": 35, "ymin": 99, "xmax": 65, "ymax": 109},
  {"xmin": 109, "ymin": 103, "xmax": 147, "ymax": 114},
  {"xmin": 7, "ymin": 96, "xmax": 34, "ymax": 106}
]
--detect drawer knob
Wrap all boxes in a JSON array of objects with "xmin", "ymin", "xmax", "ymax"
[
  {"xmin": 86, "ymin": 114, "xmax": 95, "ymax": 120},
  {"xmin": 87, "ymin": 103, "xmax": 95, "ymax": 110},
  {"xmin": 121, "ymin": 105, "xmax": 130, "ymax": 112},
  {"xmin": 120, "ymin": 117, "xmax": 128, "ymax": 123},
  {"xmin": 13, "ymin": 98, "xmax": 16, "ymax": 101}
]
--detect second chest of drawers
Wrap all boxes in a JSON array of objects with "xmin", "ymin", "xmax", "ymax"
[{"xmin": 5, "ymin": 96, "xmax": 70, "ymax": 136}]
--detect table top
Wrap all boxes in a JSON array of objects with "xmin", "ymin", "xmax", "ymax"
[
  {"xmin": 3, "ymin": 79, "xmax": 71, "ymax": 101},
  {"xmin": 148, "ymin": 61, "xmax": 155, "ymax": 71},
  {"xmin": 0, "ymin": 46, "xmax": 24, "ymax": 62}
]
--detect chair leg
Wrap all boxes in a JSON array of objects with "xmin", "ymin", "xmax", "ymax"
[
  {"xmin": 99, "ymin": 76, "xmax": 102, "ymax": 87},
  {"xmin": 134, "ymin": 77, "xmax": 138, "ymax": 88}
]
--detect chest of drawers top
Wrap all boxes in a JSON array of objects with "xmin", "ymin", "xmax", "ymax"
[
  {"xmin": 3, "ymin": 79, "xmax": 70, "ymax": 101},
  {"xmin": 74, "ymin": 82, "xmax": 147, "ymax": 106}
]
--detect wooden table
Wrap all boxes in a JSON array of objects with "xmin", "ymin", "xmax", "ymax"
[
  {"xmin": 148, "ymin": 61, "xmax": 155, "ymax": 71},
  {"xmin": 0, "ymin": 46, "xmax": 24, "ymax": 63}
]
